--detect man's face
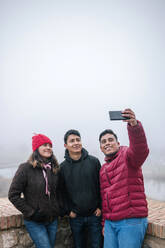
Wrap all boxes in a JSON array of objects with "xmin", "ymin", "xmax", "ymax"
[
  {"xmin": 100, "ymin": 133, "xmax": 120, "ymax": 156},
  {"xmin": 64, "ymin": 134, "xmax": 82, "ymax": 154}
]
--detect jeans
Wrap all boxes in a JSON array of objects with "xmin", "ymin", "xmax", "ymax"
[
  {"xmin": 24, "ymin": 218, "xmax": 58, "ymax": 248},
  {"xmin": 104, "ymin": 217, "xmax": 148, "ymax": 248},
  {"xmin": 69, "ymin": 215, "xmax": 102, "ymax": 248}
]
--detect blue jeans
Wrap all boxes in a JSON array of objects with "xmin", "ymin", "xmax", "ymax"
[
  {"xmin": 24, "ymin": 218, "xmax": 58, "ymax": 248},
  {"xmin": 104, "ymin": 217, "xmax": 148, "ymax": 248},
  {"xmin": 69, "ymin": 215, "xmax": 102, "ymax": 248}
]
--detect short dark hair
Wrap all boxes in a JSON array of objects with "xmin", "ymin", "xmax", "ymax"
[
  {"xmin": 64, "ymin": 129, "xmax": 81, "ymax": 144},
  {"xmin": 99, "ymin": 129, "xmax": 118, "ymax": 142}
]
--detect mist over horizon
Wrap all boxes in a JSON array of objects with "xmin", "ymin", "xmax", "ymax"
[{"xmin": 1, "ymin": 1, "xmax": 165, "ymax": 200}]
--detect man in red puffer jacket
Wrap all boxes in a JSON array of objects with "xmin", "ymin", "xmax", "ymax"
[{"xmin": 99, "ymin": 108, "xmax": 149, "ymax": 248}]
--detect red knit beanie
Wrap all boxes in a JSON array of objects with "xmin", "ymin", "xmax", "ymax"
[{"xmin": 32, "ymin": 134, "xmax": 52, "ymax": 151}]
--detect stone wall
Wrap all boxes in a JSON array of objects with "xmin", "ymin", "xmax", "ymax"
[
  {"xmin": 0, "ymin": 198, "xmax": 74, "ymax": 248},
  {"xmin": 0, "ymin": 198, "xmax": 165, "ymax": 248},
  {"xmin": 143, "ymin": 199, "xmax": 165, "ymax": 248}
]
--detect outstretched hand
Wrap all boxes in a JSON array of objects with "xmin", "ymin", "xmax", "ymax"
[{"xmin": 122, "ymin": 108, "xmax": 137, "ymax": 126}]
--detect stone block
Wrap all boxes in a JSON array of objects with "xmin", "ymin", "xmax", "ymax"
[
  {"xmin": 0, "ymin": 216, "xmax": 7, "ymax": 230},
  {"xmin": 17, "ymin": 228, "xmax": 33, "ymax": 247},
  {"xmin": 144, "ymin": 234, "xmax": 165, "ymax": 248},
  {"xmin": 1, "ymin": 230, "xmax": 18, "ymax": 248}
]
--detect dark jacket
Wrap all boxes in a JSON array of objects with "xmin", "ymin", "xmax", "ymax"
[
  {"xmin": 60, "ymin": 148, "xmax": 101, "ymax": 216},
  {"xmin": 100, "ymin": 121, "xmax": 149, "ymax": 226},
  {"xmin": 8, "ymin": 162, "xmax": 63, "ymax": 222}
]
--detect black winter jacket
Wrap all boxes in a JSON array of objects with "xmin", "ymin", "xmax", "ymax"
[
  {"xmin": 8, "ymin": 162, "xmax": 63, "ymax": 222},
  {"xmin": 60, "ymin": 148, "xmax": 101, "ymax": 216}
]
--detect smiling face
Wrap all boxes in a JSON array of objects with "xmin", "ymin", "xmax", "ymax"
[
  {"xmin": 64, "ymin": 134, "xmax": 82, "ymax": 155},
  {"xmin": 100, "ymin": 133, "xmax": 120, "ymax": 156},
  {"xmin": 38, "ymin": 143, "xmax": 53, "ymax": 158}
]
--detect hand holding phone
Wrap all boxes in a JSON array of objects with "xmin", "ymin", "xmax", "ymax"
[
  {"xmin": 109, "ymin": 111, "xmax": 130, "ymax": 121},
  {"xmin": 109, "ymin": 109, "xmax": 137, "ymax": 126}
]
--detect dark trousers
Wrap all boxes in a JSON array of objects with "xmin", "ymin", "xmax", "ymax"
[{"xmin": 69, "ymin": 215, "xmax": 102, "ymax": 248}]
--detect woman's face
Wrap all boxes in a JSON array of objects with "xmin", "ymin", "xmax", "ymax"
[{"xmin": 38, "ymin": 143, "xmax": 53, "ymax": 158}]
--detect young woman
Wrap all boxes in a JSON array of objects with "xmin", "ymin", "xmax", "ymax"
[{"xmin": 8, "ymin": 134, "xmax": 63, "ymax": 248}]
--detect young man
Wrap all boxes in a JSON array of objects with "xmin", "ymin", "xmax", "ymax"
[
  {"xmin": 60, "ymin": 129, "xmax": 102, "ymax": 248},
  {"xmin": 99, "ymin": 109, "xmax": 149, "ymax": 248}
]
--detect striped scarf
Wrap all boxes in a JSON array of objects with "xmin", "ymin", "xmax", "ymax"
[{"xmin": 42, "ymin": 163, "xmax": 51, "ymax": 197}]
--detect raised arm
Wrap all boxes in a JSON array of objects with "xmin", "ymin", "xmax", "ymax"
[{"xmin": 122, "ymin": 109, "xmax": 149, "ymax": 168}]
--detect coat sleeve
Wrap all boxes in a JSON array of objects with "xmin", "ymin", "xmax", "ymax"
[
  {"xmin": 100, "ymin": 174, "xmax": 106, "ymax": 227},
  {"xmin": 58, "ymin": 167, "xmax": 71, "ymax": 215},
  {"xmin": 8, "ymin": 164, "xmax": 35, "ymax": 217},
  {"xmin": 96, "ymin": 158, "xmax": 102, "ymax": 210},
  {"xmin": 126, "ymin": 121, "xmax": 149, "ymax": 168}
]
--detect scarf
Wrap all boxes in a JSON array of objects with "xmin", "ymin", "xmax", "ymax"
[{"xmin": 42, "ymin": 163, "xmax": 51, "ymax": 197}]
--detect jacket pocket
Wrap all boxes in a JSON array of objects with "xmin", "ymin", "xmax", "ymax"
[{"xmin": 31, "ymin": 209, "xmax": 47, "ymax": 222}]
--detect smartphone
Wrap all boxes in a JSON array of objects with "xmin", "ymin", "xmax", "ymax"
[{"xmin": 109, "ymin": 111, "xmax": 130, "ymax": 121}]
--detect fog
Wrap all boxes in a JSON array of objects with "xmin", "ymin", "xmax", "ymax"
[{"xmin": 1, "ymin": 0, "xmax": 165, "ymax": 200}]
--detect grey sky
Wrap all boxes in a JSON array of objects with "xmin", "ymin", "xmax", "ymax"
[{"xmin": 1, "ymin": 0, "xmax": 165, "ymax": 172}]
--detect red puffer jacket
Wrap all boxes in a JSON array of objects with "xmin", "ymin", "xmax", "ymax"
[{"xmin": 100, "ymin": 121, "xmax": 149, "ymax": 227}]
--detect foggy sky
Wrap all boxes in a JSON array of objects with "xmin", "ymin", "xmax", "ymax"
[{"xmin": 1, "ymin": 0, "xmax": 165, "ymax": 177}]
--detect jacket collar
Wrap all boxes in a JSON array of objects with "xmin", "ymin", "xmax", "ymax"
[
  {"xmin": 64, "ymin": 147, "xmax": 88, "ymax": 163},
  {"xmin": 104, "ymin": 147, "xmax": 120, "ymax": 162}
]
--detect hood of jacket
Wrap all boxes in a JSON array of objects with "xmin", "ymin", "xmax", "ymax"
[{"xmin": 64, "ymin": 147, "xmax": 88, "ymax": 163}]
